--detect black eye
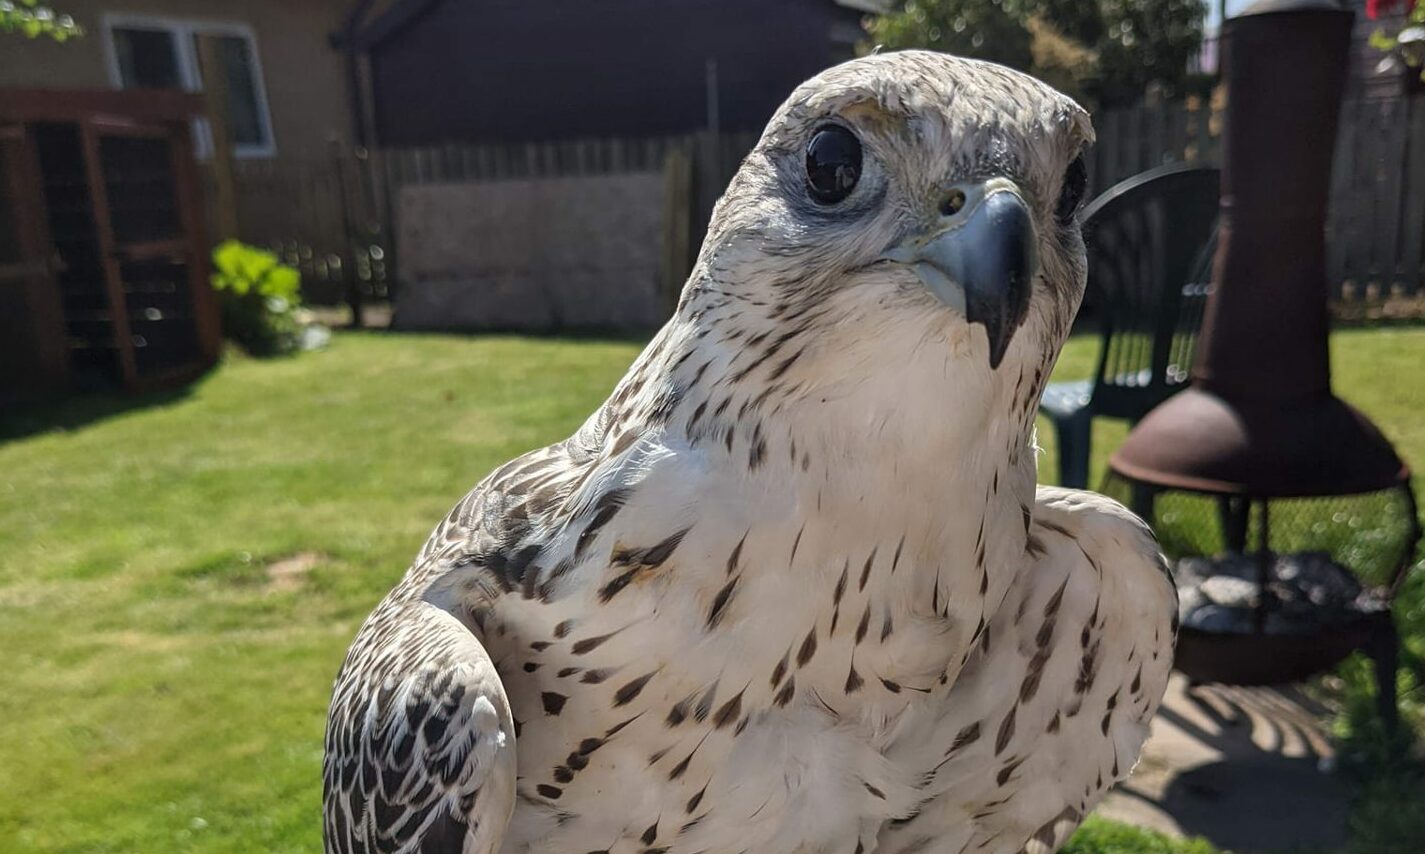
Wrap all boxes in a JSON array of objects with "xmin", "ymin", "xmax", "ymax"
[
  {"xmin": 805, "ymin": 125, "xmax": 862, "ymax": 204},
  {"xmin": 1056, "ymin": 154, "xmax": 1088, "ymax": 223}
]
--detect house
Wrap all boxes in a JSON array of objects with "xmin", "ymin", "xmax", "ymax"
[
  {"xmin": 0, "ymin": 1, "xmax": 380, "ymax": 402},
  {"xmin": 1, "ymin": 0, "xmax": 364, "ymax": 162},
  {"xmin": 346, "ymin": 0, "xmax": 887, "ymax": 146},
  {"xmin": 4, "ymin": 0, "xmax": 887, "ymax": 156},
  {"xmin": 1, "ymin": 0, "xmax": 893, "ymax": 371}
]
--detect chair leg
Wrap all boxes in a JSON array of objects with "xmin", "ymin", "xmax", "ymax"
[
  {"xmin": 1053, "ymin": 412, "xmax": 1093, "ymax": 490},
  {"xmin": 1366, "ymin": 614, "xmax": 1401, "ymax": 735}
]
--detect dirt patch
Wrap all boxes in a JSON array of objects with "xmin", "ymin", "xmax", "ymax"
[{"xmin": 265, "ymin": 552, "xmax": 324, "ymax": 593}]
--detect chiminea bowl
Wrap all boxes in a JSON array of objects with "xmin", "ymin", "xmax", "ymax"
[
  {"xmin": 1101, "ymin": 473, "xmax": 1419, "ymax": 716},
  {"xmin": 1172, "ymin": 623, "xmax": 1376, "ymax": 686}
]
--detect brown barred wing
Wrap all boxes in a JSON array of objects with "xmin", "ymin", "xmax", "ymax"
[{"xmin": 324, "ymin": 603, "xmax": 516, "ymax": 854}]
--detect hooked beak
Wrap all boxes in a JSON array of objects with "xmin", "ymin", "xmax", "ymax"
[{"xmin": 880, "ymin": 178, "xmax": 1037, "ymax": 369}]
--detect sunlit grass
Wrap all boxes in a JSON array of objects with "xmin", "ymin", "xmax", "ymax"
[{"xmin": 0, "ymin": 334, "xmax": 640, "ymax": 852}]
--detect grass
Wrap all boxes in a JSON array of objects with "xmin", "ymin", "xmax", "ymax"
[
  {"xmin": 1, "ymin": 327, "xmax": 1421, "ymax": 852},
  {"xmin": 0, "ymin": 334, "xmax": 639, "ymax": 852}
]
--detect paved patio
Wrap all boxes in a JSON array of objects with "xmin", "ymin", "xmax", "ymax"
[{"xmin": 1098, "ymin": 673, "xmax": 1349, "ymax": 852}]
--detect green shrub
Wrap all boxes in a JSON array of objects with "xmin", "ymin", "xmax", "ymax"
[
  {"xmin": 1063, "ymin": 816, "xmax": 1221, "ymax": 854},
  {"xmin": 1342, "ymin": 767, "xmax": 1425, "ymax": 854},
  {"xmin": 210, "ymin": 240, "xmax": 303, "ymax": 356}
]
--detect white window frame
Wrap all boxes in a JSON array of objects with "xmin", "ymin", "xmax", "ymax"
[{"xmin": 100, "ymin": 13, "xmax": 278, "ymax": 159}]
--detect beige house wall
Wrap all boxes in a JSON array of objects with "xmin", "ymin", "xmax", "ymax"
[{"xmin": 0, "ymin": 0, "xmax": 356, "ymax": 161}]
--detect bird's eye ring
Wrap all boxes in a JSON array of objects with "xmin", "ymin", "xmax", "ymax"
[
  {"xmin": 1056, "ymin": 154, "xmax": 1088, "ymax": 223},
  {"xmin": 805, "ymin": 124, "xmax": 863, "ymax": 205}
]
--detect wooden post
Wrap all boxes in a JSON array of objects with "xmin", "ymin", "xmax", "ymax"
[
  {"xmin": 661, "ymin": 144, "xmax": 694, "ymax": 316},
  {"xmin": 0, "ymin": 124, "xmax": 71, "ymax": 399},
  {"xmin": 170, "ymin": 123, "xmax": 222, "ymax": 365},
  {"xmin": 331, "ymin": 137, "xmax": 364, "ymax": 328},
  {"xmin": 694, "ymin": 130, "xmax": 719, "ymax": 253},
  {"xmin": 195, "ymin": 34, "xmax": 239, "ymax": 242},
  {"xmin": 78, "ymin": 121, "xmax": 139, "ymax": 387}
]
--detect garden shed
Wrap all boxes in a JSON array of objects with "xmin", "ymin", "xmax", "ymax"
[{"xmin": 0, "ymin": 88, "xmax": 221, "ymax": 404}]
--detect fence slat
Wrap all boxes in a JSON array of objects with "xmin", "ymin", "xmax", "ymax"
[
  {"xmin": 1147, "ymin": 101, "xmax": 1167, "ymax": 169},
  {"xmin": 1327, "ymin": 96, "xmax": 1357, "ymax": 291},
  {"xmin": 1099, "ymin": 109, "xmax": 1121, "ymax": 190},
  {"xmin": 1400, "ymin": 95, "xmax": 1425, "ymax": 295},
  {"xmin": 1378, "ymin": 98, "xmax": 1409, "ymax": 292}
]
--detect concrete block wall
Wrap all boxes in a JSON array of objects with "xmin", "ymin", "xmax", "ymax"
[{"xmin": 392, "ymin": 171, "xmax": 669, "ymax": 332}]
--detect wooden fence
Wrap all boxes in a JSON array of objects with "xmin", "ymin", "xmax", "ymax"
[
  {"xmin": 1329, "ymin": 95, "xmax": 1419, "ymax": 299},
  {"xmin": 225, "ymin": 133, "xmax": 758, "ymax": 308},
  {"xmin": 1092, "ymin": 93, "xmax": 1425, "ymax": 299},
  {"xmin": 225, "ymin": 95, "xmax": 1424, "ymax": 309},
  {"xmin": 226, "ymin": 150, "xmax": 388, "ymax": 307}
]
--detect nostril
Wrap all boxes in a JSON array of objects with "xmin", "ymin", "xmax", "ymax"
[{"xmin": 940, "ymin": 188, "xmax": 967, "ymax": 217}]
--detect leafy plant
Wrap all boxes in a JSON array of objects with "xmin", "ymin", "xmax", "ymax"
[
  {"xmin": 210, "ymin": 240, "xmax": 304, "ymax": 356},
  {"xmin": 0, "ymin": 0, "xmax": 82, "ymax": 41},
  {"xmin": 1369, "ymin": 0, "xmax": 1425, "ymax": 84}
]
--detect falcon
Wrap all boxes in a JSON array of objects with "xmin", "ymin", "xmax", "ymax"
[{"xmin": 323, "ymin": 50, "xmax": 1177, "ymax": 854}]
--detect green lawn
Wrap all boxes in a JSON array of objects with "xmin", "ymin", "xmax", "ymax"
[{"xmin": 1, "ymin": 327, "xmax": 1421, "ymax": 853}]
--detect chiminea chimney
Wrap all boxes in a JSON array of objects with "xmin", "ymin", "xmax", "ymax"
[{"xmin": 1109, "ymin": 0, "xmax": 1409, "ymax": 498}]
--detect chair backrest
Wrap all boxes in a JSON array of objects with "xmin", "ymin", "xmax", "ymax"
[{"xmin": 1080, "ymin": 163, "xmax": 1220, "ymax": 421}]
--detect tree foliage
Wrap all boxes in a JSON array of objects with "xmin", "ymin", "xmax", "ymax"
[
  {"xmin": 1368, "ymin": 0, "xmax": 1425, "ymax": 84},
  {"xmin": 868, "ymin": 0, "xmax": 1035, "ymax": 70},
  {"xmin": 866, "ymin": 0, "xmax": 1206, "ymax": 106},
  {"xmin": 1094, "ymin": 0, "xmax": 1206, "ymax": 103},
  {"xmin": 0, "ymin": 0, "xmax": 83, "ymax": 41}
]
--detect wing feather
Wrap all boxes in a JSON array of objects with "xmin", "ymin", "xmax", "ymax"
[
  {"xmin": 324, "ymin": 602, "xmax": 517, "ymax": 854},
  {"xmin": 324, "ymin": 414, "xmax": 605, "ymax": 853}
]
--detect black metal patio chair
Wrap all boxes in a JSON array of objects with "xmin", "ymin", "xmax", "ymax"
[{"xmin": 1039, "ymin": 162, "xmax": 1221, "ymax": 488}]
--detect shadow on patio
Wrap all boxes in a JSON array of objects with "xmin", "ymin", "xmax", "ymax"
[{"xmin": 1100, "ymin": 674, "xmax": 1349, "ymax": 853}]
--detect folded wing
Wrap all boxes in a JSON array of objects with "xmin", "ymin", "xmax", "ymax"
[
  {"xmin": 879, "ymin": 487, "xmax": 1178, "ymax": 854},
  {"xmin": 324, "ymin": 600, "xmax": 517, "ymax": 854}
]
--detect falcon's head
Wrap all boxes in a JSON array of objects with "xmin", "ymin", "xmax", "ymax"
[{"xmin": 690, "ymin": 51, "xmax": 1092, "ymax": 381}]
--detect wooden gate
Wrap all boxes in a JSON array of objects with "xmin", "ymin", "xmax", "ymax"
[{"xmin": 0, "ymin": 89, "xmax": 220, "ymax": 402}]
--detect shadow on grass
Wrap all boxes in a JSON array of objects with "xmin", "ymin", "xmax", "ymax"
[{"xmin": 0, "ymin": 384, "xmax": 194, "ymax": 444}]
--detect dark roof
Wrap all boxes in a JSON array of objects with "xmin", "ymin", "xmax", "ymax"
[{"xmin": 349, "ymin": 0, "xmax": 888, "ymax": 50}]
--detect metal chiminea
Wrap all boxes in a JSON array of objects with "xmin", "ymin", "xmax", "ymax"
[{"xmin": 1105, "ymin": 0, "xmax": 1421, "ymax": 725}]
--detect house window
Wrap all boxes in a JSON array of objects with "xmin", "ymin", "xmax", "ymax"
[
  {"xmin": 103, "ymin": 15, "xmax": 276, "ymax": 158},
  {"xmin": 111, "ymin": 26, "xmax": 184, "ymax": 89}
]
